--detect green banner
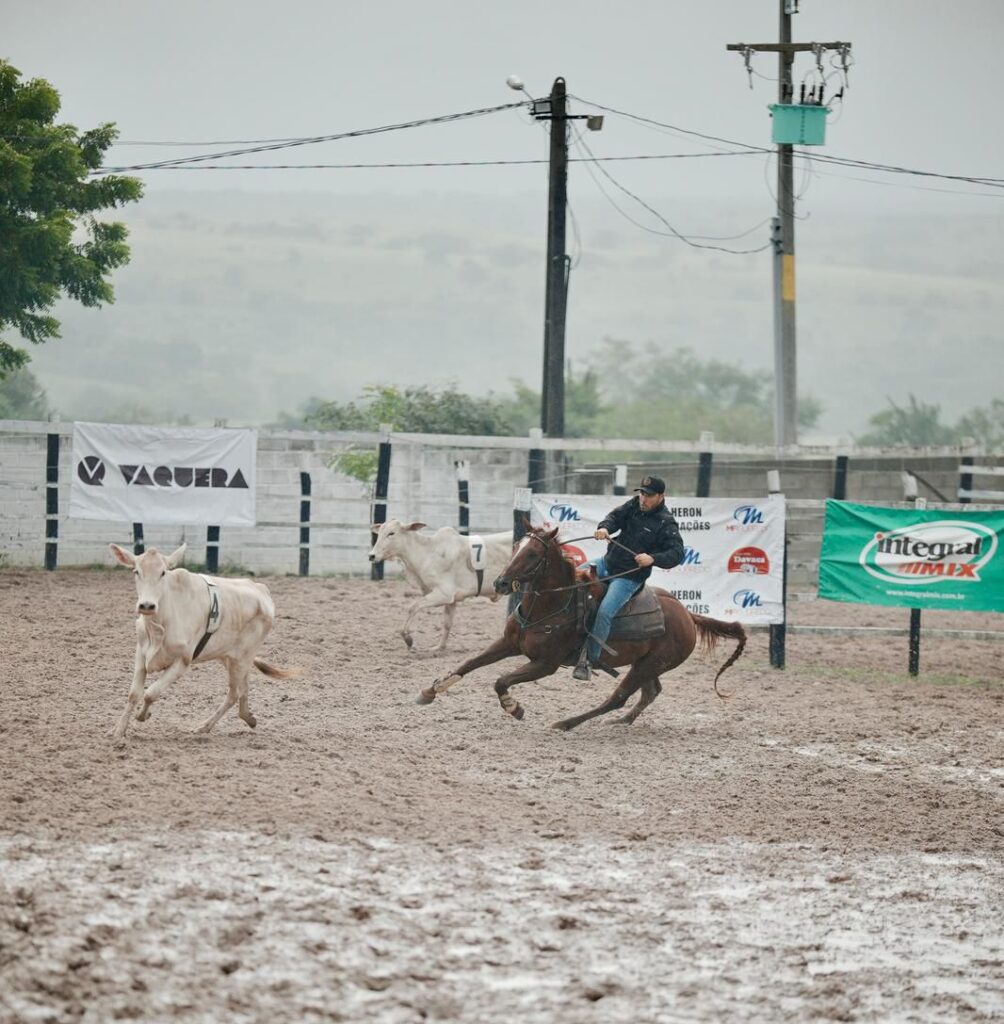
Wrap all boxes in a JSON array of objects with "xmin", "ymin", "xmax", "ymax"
[{"xmin": 819, "ymin": 500, "xmax": 1004, "ymax": 612}]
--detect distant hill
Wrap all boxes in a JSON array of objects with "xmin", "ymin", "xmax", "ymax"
[{"xmin": 27, "ymin": 189, "xmax": 1003, "ymax": 440}]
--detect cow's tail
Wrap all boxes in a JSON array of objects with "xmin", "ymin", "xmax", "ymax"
[
  {"xmin": 253, "ymin": 658, "xmax": 301, "ymax": 680},
  {"xmin": 690, "ymin": 614, "xmax": 747, "ymax": 699}
]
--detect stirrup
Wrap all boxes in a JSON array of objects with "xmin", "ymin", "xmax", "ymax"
[{"xmin": 572, "ymin": 644, "xmax": 592, "ymax": 681}]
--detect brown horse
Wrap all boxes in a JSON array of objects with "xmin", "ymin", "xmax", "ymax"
[{"xmin": 417, "ymin": 525, "xmax": 747, "ymax": 731}]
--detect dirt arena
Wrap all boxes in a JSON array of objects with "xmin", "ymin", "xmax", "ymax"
[{"xmin": 1, "ymin": 566, "xmax": 1002, "ymax": 1024}]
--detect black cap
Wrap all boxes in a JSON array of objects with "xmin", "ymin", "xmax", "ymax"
[{"xmin": 634, "ymin": 475, "xmax": 665, "ymax": 496}]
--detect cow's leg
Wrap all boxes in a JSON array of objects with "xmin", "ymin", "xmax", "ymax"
[
  {"xmin": 195, "ymin": 660, "xmax": 240, "ymax": 734},
  {"xmin": 236, "ymin": 662, "xmax": 257, "ymax": 729},
  {"xmin": 417, "ymin": 634, "xmax": 519, "ymax": 704},
  {"xmin": 436, "ymin": 603, "xmax": 457, "ymax": 652},
  {"xmin": 494, "ymin": 659, "xmax": 564, "ymax": 721},
  {"xmin": 112, "ymin": 648, "xmax": 147, "ymax": 742},
  {"xmin": 136, "ymin": 657, "xmax": 190, "ymax": 722},
  {"xmin": 401, "ymin": 590, "xmax": 453, "ymax": 652}
]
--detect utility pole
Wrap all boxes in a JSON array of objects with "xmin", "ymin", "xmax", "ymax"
[
  {"xmin": 514, "ymin": 76, "xmax": 602, "ymax": 440},
  {"xmin": 728, "ymin": 4, "xmax": 851, "ymax": 447},
  {"xmin": 541, "ymin": 77, "xmax": 569, "ymax": 439}
]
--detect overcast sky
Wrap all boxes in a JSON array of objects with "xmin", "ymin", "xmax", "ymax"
[{"xmin": 5, "ymin": 1, "xmax": 1004, "ymax": 439}]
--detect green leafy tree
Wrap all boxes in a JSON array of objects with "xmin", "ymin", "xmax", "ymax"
[
  {"xmin": 957, "ymin": 399, "xmax": 1004, "ymax": 450},
  {"xmin": 308, "ymin": 383, "xmax": 521, "ymax": 435},
  {"xmin": 0, "ymin": 366, "xmax": 49, "ymax": 419},
  {"xmin": 307, "ymin": 383, "xmax": 522, "ymax": 483},
  {"xmin": 855, "ymin": 395, "xmax": 957, "ymax": 446},
  {"xmin": 494, "ymin": 366, "xmax": 607, "ymax": 437},
  {"xmin": 0, "ymin": 60, "xmax": 142, "ymax": 374},
  {"xmin": 584, "ymin": 340, "xmax": 821, "ymax": 442}
]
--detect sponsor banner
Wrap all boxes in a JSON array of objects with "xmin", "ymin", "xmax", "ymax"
[
  {"xmin": 529, "ymin": 494, "xmax": 786, "ymax": 625},
  {"xmin": 819, "ymin": 499, "xmax": 1004, "ymax": 612},
  {"xmin": 70, "ymin": 422, "xmax": 257, "ymax": 526}
]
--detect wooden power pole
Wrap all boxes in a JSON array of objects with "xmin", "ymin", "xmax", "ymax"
[{"xmin": 728, "ymin": 3, "xmax": 851, "ymax": 446}]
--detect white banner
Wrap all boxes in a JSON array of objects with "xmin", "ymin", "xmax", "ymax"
[
  {"xmin": 529, "ymin": 493, "xmax": 786, "ymax": 625},
  {"xmin": 70, "ymin": 423, "xmax": 257, "ymax": 526}
]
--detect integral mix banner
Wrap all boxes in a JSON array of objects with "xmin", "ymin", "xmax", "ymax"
[
  {"xmin": 70, "ymin": 422, "xmax": 257, "ymax": 526},
  {"xmin": 529, "ymin": 493, "xmax": 785, "ymax": 625},
  {"xmin": 818, "ymin": 499, "xmax": 1004, "ymax": 612}
]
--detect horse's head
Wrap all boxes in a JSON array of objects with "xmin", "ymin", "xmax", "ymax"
[{"xmin": 494, "ymin": 526, "xmax": 560, "ymax": 594}]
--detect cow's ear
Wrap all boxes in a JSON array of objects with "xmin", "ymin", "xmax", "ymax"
[
  {"xmin": 166, "ymin": 543, "xmax": 187, "ymax": 569},
  {"xmin": 370, "ymin": 523, "xmax": 381, "ymax": 533},
  {"xmin": 407, "ymin": 522, "xmax": 426, "ymax": 531},
  {"xmin": 109, "ymin": 543, "xmax": 135, "ymax": 568}
]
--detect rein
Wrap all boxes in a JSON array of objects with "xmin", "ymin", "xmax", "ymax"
[{"xmin": 532, "ymin": 534, "xmax": 645, "ymax": 594}]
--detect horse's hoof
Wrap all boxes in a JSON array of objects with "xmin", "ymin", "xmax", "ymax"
[
  {"xmin": 508, "ymin": 703, "xmax": 525, "ymax": 721},
  {"xmin": 243, "ymin": 716, "xmax": 257, "ymax": 729},
  {"xmin": 402, "ymin": 633, "xmax": 414, "ymax": 649},
  {"xmin": 416, "ymin": 687, "xmax": 437, "ymax": 705},
  {"xmin": 551, "ymin": 720, "xmax": 572, "ymax": 732}
]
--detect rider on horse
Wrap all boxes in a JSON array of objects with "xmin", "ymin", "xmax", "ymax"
[{"xmin": 574, "ymin": 475, "xmax": 685, "ymax": 680}]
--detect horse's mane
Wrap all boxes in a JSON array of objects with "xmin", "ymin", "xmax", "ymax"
[{"xmin": 531, "ymin": 528, "xmax": 578, "ymax": 587}]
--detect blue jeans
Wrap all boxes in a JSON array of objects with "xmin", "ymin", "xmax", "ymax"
[{"xmin": 586, "ymin": 556, "xmax": 642, "ymax": 664}]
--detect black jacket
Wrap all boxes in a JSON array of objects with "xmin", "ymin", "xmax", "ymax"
[{"xmin": 598, "ymin": 497, "xmax": 685, "ymax": 583}]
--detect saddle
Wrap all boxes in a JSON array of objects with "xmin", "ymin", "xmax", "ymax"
[{"xmin": 560, "ymin": 571, "xmax": 665, "ymax": 667}]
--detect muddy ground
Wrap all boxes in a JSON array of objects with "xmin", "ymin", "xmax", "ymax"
[{"xmin": 1, "ymin": 567, "xmax": 1002, "ymax": 1024}]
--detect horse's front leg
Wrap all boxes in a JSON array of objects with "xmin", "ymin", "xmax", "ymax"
[
  {"xmin": 416, "ymin": 633, "xmax": 519, "ymax": 704},
  {"xmin": 494, "ymin": 658, "xmax": 564, "ymax": 721}
]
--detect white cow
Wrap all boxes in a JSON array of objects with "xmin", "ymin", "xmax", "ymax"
[
  {"xmin": 369, "ymin": 520, "xmax": 512, "ymax": 652},
  {"xmin": 109, "ymin": 542, "xmax": 297, "ymax": 742}
]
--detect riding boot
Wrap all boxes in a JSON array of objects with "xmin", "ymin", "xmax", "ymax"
[{"xmin": 572, "ymin": 643, "xmax": 592, "ymax": 681}]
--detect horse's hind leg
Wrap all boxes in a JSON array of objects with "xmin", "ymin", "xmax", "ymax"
[
  {"xmin": 551, "ymin": 670, "xmax": 644, "ymax": 732},
  {"xmin": 612, "ymin": 677, "xmax": 662, "ymax": 726}
]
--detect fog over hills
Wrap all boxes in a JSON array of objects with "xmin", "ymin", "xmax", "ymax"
[{"xmin": 29, "ymin": 189, "xmax": 1003, "ymax": 441}]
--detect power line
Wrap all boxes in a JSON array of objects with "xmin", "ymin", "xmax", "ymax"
[
  {"xmin": 570, "ymin": 94, "xmax": 1004, "ymax": 190},
  {"xmin": 91, "ymin": 100, "xmax": 530, "ymax": 174},
  {"xmin": 571, "ymin": 130, "xmax": 771, "ymax": 255}
]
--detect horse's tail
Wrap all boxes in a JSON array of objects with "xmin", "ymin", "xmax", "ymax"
[{"xmin": 690, "ymin": 614, "xmax": 747, "ymax": 699}]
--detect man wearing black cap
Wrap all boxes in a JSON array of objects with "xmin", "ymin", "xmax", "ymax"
[{"xmin": 573, "ymin": 475, "xmax": 685, "ymax": 680}]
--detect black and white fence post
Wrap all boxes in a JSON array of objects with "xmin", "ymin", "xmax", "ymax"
[
  {"xmin": 45, "ymin": 432, "xmax": 59, "ymax": 571},
  {"xmin": 613, "ymin": 464, "xmax": 627, "ymax": 496},
  {"xmin": 768, "ymin": 469, "xmax": 786, "ymax": 669},
  {"xmin": 299, "ymin": 471, "xmax": 311, "ymax": 576},
  {"xmin": 132, "ymin": 523, "xmax": 145, "ymax": 555},
  {"xmin": 455, "ymin": 460, "xmax": 470, "ymax": 535},
  {"xmin": 370, "ymin": 424, "xmax": 393, "ymax": 581},
  {"xmin": 510, "ymin": 486, "xmax": 532, "ymax": 614},
  {"xmin": 833, "ymin": 454, "xmax": 849, "ymax": 501},
  {"xmin": 527, "ymin": 427, "xmax": 545, "ymax": 494},
  {"xmin": 205, "ymin": 526, "xmax": 220, "ymax": 573},
  {"xmin": 904, "ymin": 472, "xmax": 925, "ymax": 676},
  {"xmin": 696, "ymin": 431, "xmax": 714, "ymax": 498}
]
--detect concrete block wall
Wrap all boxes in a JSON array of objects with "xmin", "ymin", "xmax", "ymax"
[{"xmin": 2, "ymin": 423, "xmax": 996, "ymax": 591}]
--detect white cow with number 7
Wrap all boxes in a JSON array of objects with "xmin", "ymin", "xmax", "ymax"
[{"xmin": 368, "ymin": 520, "xmax": 512, "ymax": 652}]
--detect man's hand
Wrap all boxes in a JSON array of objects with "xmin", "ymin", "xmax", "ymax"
[
  {"xmin": 595, "ymin": 528, "xmax": 610, "ymax": 540},
  {"xmin": 635, "ymin": 553, "xmax": 654, "ymax": 568}
]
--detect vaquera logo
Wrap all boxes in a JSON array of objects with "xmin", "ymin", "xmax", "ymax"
[
  {"xmin": 733, "ymin": 589, "xmax": 763, "ymax": 609},
  {"xmin": 549, "ymin": 503, "xmax": 581, "ymax": 522},
  {"xmin": 860, "ymin": 521, "xmax": 997, "ymax": 585},
  {"xmin": 680, "ymin": 547, "xmax": 702, "ymax": 566}
]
